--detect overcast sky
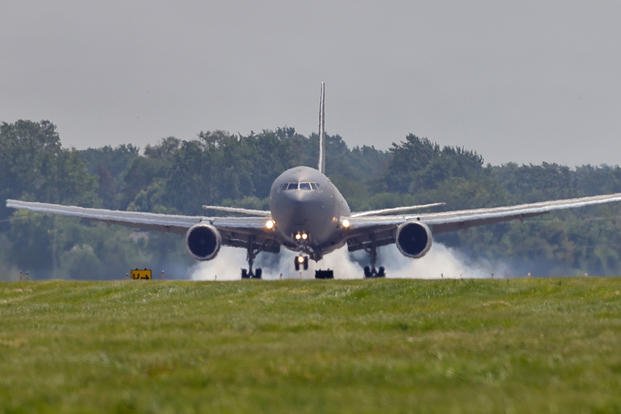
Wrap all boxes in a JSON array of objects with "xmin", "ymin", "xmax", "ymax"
[{"xmin": 1, "ymin": 0, "xmax": 620, "ymax": 165}]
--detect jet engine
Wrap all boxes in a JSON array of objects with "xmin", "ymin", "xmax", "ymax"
[
  {"xmin": 185, "ymin": 223, "xmax": 222, "ymax": 260},
  {"xmin": 395, "ymin": 221, "xmax": 432, "ymax": 258}
]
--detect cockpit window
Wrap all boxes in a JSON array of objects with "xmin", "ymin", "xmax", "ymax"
[{"xmin": 280, "ymin": 182, "xmax": 320, "ymax": 191}]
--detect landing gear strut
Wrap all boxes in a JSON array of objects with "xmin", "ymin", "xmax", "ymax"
[
  {"xmin": 364, "ymin": 244, "xmax": 385, "ymax": 278},
  {"xmin": 241, "ymin": 238, "xmax": 262, "ymax": 279},
  {"xmin": 294, "ymin": 255, "xmax": 309, "ymax": 271}
]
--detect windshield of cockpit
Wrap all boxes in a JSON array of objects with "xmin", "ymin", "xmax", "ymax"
[{"xmin": 279, "ymin": 182, "xmax": 320, "ymax": 191}]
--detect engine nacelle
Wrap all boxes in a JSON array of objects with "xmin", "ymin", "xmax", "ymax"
[
  {"xmin": 185, "ymin": 223, "xmax": 222, "ymax": 261},
  {"xmin": 395, "ymin": 221, "xmax": 432, "ymax": 258}
]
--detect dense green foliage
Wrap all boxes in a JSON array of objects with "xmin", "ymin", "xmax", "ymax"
[
  {"xmin": 0, "ymin": 279, "xmax": 620, "ymax": 412},
  {"xmin": 2, "ymin": 120, "xmax": 621, "ymax": 279}
]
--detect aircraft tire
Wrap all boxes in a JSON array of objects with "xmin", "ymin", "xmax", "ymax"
[{"xmin": 315, "ymin": 270, "xmax": 334, "ymax": 279}]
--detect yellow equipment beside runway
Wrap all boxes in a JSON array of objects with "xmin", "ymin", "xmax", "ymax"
[{"xmin": 130, "ymin": 268, "xmax": 152, "ymax": 280}]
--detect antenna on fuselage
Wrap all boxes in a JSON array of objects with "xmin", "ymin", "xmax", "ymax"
[{"xmin": 318, "ymin": 81, "xmax": 326, "ymax": 174}]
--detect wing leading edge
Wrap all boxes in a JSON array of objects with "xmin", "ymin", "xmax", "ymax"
[
  {"xmin": 202, "ymin": 205, "xmax": 270, "ymax": 216},
  {"xmin": 351, "ymin": 202, "xmax": 445, "ymax": 217},
  {"xmin": 5, "ymin": 199, "xmax": 280, "ymax": 253},
  {"xmin": 345, "ymin": 193, "xmax": 621, "ymax": 252}
]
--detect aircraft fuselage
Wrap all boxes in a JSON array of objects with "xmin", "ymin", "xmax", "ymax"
[{"xmin": 269, "ymin": 166, "xmax": 350, "ymax": 260}]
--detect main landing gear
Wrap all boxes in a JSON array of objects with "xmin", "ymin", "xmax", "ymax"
[
  {"xmin": 241, "ymin": 238, "xmax": 262, "ymax": 279},
  {"xmin": 364, "ymin": 266, "xmax": 385, "ymax": 278},
  {"xmin": 241, "ymin": 268, "xmax": 262, "ymax": 279},
  {"xmin": 364, "ymin": 244, "xmax": 385, "ymax": 278}
]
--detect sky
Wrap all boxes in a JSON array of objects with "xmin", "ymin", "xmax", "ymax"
[{"xmin": 1, "ymin": 0, "xmax": 620, "ymax": 165}]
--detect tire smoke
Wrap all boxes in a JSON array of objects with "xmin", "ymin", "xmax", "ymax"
[{"xmin": 189, "ymin": 242, "xmax": 509, "ymax": 280}]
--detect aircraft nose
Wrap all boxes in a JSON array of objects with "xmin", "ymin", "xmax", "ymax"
[
  {"xmin": 284, "ymin": 189, "xmax": 306, "ymax": 204},
  {"xmin": 277, "ymin": 189, "xmax": 322, "ymax": 228},
  {"xmin": 283, "ymin": 190, "xmax": 311, "ymax": 215}
]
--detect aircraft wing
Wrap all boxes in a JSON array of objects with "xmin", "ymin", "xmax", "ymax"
[
  {"xmin": 6, "ymin": 199, "xmax": 281, "ymax": 253},
  {"xmin": 202, "ymin": 205, "xmax": 270, "ymax": 216},
  {"xmin": 350, "ymin": 202, "xmax": 445, "ymax": 217},
  {"xmin": 345, "ymin": 193, "xmax": 621, "ymax": 252}
]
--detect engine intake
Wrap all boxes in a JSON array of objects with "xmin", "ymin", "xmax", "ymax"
[
  {"xmin": 185, "ymin": 223, "xmax": 221, "ymax": 261},
  {"xmin": 395, "ymin": 221, "xmax": 432, "ymax": 258}
]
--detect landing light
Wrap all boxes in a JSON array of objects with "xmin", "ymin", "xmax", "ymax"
[
  {"xmin": 295, "ymin": 233, "xmax": 302, "ymax": 240},
  {"xmin": 301, "ymin": 233, "xmax": 308, "ymax": 240},
  {"xmin": 264, "ymin": 219, "xmax": 276, "ymax": 230},
  {"xmin": 297, "ymin": 256, "xmax": 305, "ymax": 264},
  {"xmin": 341, "ymin": 218, "xmax": 351, "ymax": 229}
]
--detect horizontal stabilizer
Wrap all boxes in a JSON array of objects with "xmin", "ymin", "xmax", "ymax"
[
  {"xmin": 202, "ymin": 205, "xmax": 270, "ymax": 216},
  {"xmin": 350, "ymin": 202, "xmax": 446, "ymax": 218}
]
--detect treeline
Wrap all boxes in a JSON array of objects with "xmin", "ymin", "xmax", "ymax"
[{"xmin": 2, "ymin": 120, "xmax": 621, "ymax": 279}]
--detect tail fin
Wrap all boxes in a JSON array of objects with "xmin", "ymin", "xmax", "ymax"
[{"xmin": 318, "ymin": 81, "xmax": 326, "ymax": 174}]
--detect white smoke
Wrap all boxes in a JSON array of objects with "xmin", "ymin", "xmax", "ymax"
[
  {"xmin": 189, "ymin": 247, "xmax": 246, "ymax": 281},
  {"xmin": 189, "ymin": 246, "xmax": 358, "ymax": 280},
  {"xmin": 190, "ymin": 243, "xmax": 509, "ymax": 280},
  {"xmin": 377, "ymin": 243, "xmax": 509, "ymax": 279}
]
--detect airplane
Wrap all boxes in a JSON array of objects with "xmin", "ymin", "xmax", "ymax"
[{"xmin": 6, "ymin": 82, "xmax": 621, "ymax": 279}]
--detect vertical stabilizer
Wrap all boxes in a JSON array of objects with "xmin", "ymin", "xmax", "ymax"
[{"xmin": 318, "ymin": 82, "xmax": 326, "ymax": 174}]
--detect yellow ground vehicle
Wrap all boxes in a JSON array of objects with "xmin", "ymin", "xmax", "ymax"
[{"xmin": 130, "ymin": 268, "xmax": 152, "ymax": 280}]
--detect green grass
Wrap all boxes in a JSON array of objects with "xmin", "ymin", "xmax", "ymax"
[{"xmin": 1, "ymin": 278, "xmax": 620, "ymax": 413}]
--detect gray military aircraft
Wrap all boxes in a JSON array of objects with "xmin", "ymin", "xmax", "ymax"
[{"xmin": 7, "ymin": 83, "xmax": 621, "ymax": 279}]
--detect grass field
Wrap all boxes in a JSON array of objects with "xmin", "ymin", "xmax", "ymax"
[{"xmin": 1, "ymin": 278, "xmax": 620, "ymax": 413}]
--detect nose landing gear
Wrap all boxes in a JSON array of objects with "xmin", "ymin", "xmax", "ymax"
[
  {"xmin": 294, "ymin": 255, "xmax": 309, "ymax": 271},
  {"xmin": 315, "ymin": 269, "xmax": 334, "ymax": 279},
  {"xmin": 294, "ymin": 254, "xmax": 334, "ymax": 278}
]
